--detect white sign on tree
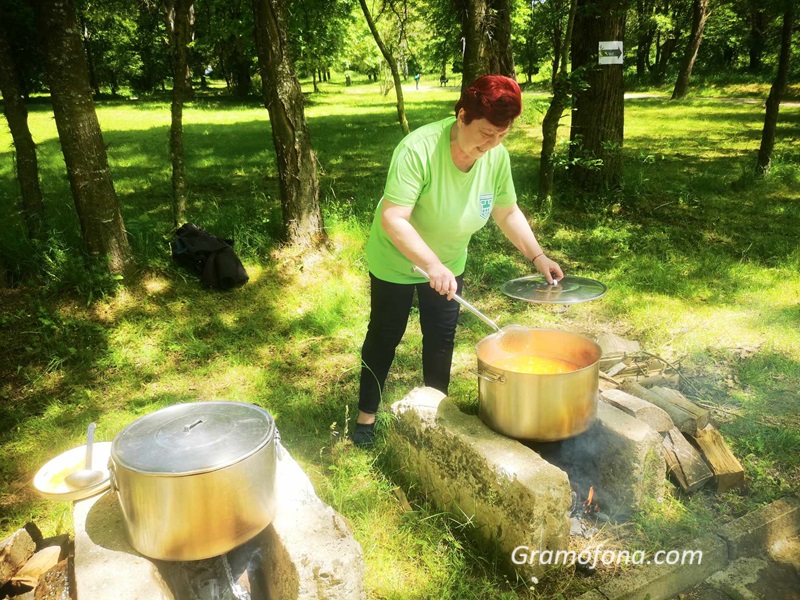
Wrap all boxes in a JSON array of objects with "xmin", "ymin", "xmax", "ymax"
[{"xmin": 598, "ymin": 41, "xmax": 623, "ymax": 65}]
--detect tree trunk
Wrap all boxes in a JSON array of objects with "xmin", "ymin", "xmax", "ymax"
[
  {"xmin": 232, "ymin": 35, "xmax": 251, "ymax": 99},
  {"xmin": 635, "ymin": 0, "xmax": 654, "ymax": 79},
  {"xmin": 654, "ymin": 4, "xmax": 682, "ymax": 82},
  {"xmin": 0, "ymin": 249, "xmax": 8, "ymax": 286},
  {"xmin": 756, "ymin": 4, "xmax": 793, "ymax": 175},
  {"xmin": 569, "ymin": 0, "xmax": 625, "ymax": 192},
  {"xmin": 538, "ymin": 0, "xmax": 577, "ymax": 203},
  {"xmin": 671, "ymin": 0, "xmax": 708, "ymax": 99},
  {"xmin": 35, "ymin": 0, "xmax": 132, "ymax": 275},
  {"xmin": 748, "ymin": 5, "xmax": 766, "ymax": 73},
  {"xmin": 165, "ymin": 0, "xmax": 193, "ymax": 228},
  {"xmin": 461, "ymin": 0, "xmax": 516, "ymax": 94},
  {"xmin": 551, "ymin": 20, "xmax": 563, "ymax": 90},
  {"xmin": 252, "ymin": 0, "xmax": 326, "ymax": 247},
  {"xmin": 80, "ymin": 14, "xmax": 100, "ymax": 96},
  {"xmin": 358, "ymin": 0, "xmax": 410, "ymax": 135},
  {"xmin": 0, "ymin": 23, "xmax": 45, "ymax": 239}
]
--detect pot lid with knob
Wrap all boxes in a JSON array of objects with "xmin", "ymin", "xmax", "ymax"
[{"xmin": 111, "ymin": 401, "xmax": 275, "ymax": 476}]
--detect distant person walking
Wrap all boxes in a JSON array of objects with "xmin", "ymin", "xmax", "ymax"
[{"xmin": 414, "ymin": 73, "xmax": 420, "ymax": 89}]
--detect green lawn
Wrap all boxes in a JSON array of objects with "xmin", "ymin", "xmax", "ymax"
[{"xmin": 1, "ymin": 76, "xmax": 799, "ymax": 598}]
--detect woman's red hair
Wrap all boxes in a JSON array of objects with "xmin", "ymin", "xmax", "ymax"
[{"xmin": 454, "ymin": 75, "xmax": 522, "ymax": 127}]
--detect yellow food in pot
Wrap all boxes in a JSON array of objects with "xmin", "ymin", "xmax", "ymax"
[{"xmin": 490, "ymin": 355, "xmax": 579, "ymax": 374}]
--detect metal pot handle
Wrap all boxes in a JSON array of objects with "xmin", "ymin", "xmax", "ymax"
[
  {"xmin": 470, "ymin": 368, "xmax": 506, "ymax": 384},
  {"xmin": 108, "ymin": 458, "xmax": 118, "ymax": 493}
]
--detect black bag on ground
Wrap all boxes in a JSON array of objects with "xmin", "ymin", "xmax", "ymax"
[{"xmin": 171, "ymin": 223, "xmax": 248, "ymax": 290}]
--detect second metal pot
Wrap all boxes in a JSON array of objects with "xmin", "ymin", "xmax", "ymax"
[
  {"xmin": 475, "ymin": 328, "xmax": 601, "ymax": 442},
  {"xmin": 109, "ymin": 401, "xmax": 277, "ymax": 561}
]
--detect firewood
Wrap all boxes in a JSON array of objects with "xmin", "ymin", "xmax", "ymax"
[
  {"xmin": 0, "ymin": 528, "xmax": 36, "ymax": 586},
  {"xmin": 11, "ymin": 546, "xmax": 61, "ymax": 588},
  {"xmin": 662, "ymin": 427, "xmax": 713, "ymax": 492},
  {"xmin": 624, "ymin": 372, "xmax": 680, "ymax": 389},
  {"xmin": 597, "ymin": 333, "xmax": 641, "ymax": 369},
  {"xmin": 620, "ymin": 382, "xmax": 708, "ymax": 435},
  {"xmin": 688, "ymin": 425, "xmax": 745, "ymax": 492},
  {"xmin": 601, "ymin": 389, "xmax": 674, "ymax": 433}
]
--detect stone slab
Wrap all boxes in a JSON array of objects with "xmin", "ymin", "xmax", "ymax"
[
  {"xmin": 1, "ymin": 527, "xmax": 37, "ymax": 585},
  {"xmin": 574, "ymin": 590, "xmax": 610, "ymax": 600},
  {"xmin": 716, "ymin": 496, "xmax": 800, "ymax": 560},
  {"xmin": 73, "ymin": 491, "xmax": 173, "ymax": 600},
  {"xmin": 73, "ymin": 443, "xmax": 364, "ymax": 600},
  {"xmin": 597, "ymin": 532, "xmax": 729, "ymax": 600},
  {"xmin": 705, "ymin": 556, "xmax": 770, "ymax": 600},
  {"xmin": 388, "ymin": 386, "xmax": 572, "ymax": 579},
  {"xmin": 259, "ymin": 441, "xmax": 365, "ymax": 600},
  {"xmin": 533, "ymin": 402, "xmax": 666, "ymax": 519}
]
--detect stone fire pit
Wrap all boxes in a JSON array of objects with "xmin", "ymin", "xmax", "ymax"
[
  {"xmin": 72, "ymin": 442, "xmax": 364, "ymax": 600},
  {"xmin": 387, "ymin": 386, "xmax": 667, "ymax": 579}
]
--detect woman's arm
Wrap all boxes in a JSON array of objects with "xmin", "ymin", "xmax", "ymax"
[
  {"xmin": 381, "ymin": 199, "xmax": 458, "ymax": 299},
  {"xmin": 492, "ymin": 204, "xmax": 563, "ymax": 284}
]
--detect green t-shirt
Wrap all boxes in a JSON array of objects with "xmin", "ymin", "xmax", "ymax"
[{"xmin": 366, "ymin": 116, "xmax": 517, "ymax": 284}]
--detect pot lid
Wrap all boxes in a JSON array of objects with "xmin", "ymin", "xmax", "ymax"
[
  {"xmin": 500, "ymin": 275, "xmax": 607, "ymax": 304},
  {"xmin": 112, "ymin": 402, "xmax": 275, "ymax": 475}
]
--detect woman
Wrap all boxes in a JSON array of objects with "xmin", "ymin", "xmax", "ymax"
[{"xmin": 353, "ymin": 75, "xmax": 563, "ymax": 447}]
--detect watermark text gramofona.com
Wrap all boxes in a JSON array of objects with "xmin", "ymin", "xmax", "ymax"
[{"xmin": 512, "ymin": 546, "xmax": 703, "ymax": 571}]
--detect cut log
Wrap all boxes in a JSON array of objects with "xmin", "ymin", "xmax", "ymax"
[
  {"xmin": 597, "ymin": 333, "xmax": 641, "ymax": 369},
  {"xmin": 12, "ymin": 546, "xmax": 61, "ymax": 587},
  {"xmin": 610, "ymin": 358, "xmax": 664, "ymax": 378},
  {"xmin": 662, "ymin": 427, "xmax": 713, "ymax": 492},
  {"xmin": 688, "ymin": 425, "xmax": 745, "ymax": 492},
  {"xmin": 605, "ymin": 361, "xmax": 628, "ymax": 377},
  {"xmin": 621, "ymin": 382, "xmax": 708, "ymax": 435},
  {"xmin": 626, "ymin": 372, "xmax": 680, "ymax": 389},
  {"xmin": 601, "ymin": 389, "xmax": 674, "ymax": 433},
  {"xmin": 0, "ymin": 527, "xmax": 36, "ymax": 586}
]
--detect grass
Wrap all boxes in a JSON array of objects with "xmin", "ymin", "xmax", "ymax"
[{"xmin": 1, "ymin": 73, "xmax": 799, "ymax": 598}]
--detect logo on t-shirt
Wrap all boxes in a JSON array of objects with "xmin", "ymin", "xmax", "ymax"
[{"xmin": 478, "ymin": 193, "xmax": 493, "ymax": 219}]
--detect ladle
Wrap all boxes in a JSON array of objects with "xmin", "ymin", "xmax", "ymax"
[
  {"xmin": 65, "ymin": 423, "xmax": 104, "ymax": 490},
  {"xmin": 412, "ymin": 266, "xmax": 530, "ymax": 351},
  {"xmin": 412, "ymin": 266, "xmax": 502, "ymax": 331}
]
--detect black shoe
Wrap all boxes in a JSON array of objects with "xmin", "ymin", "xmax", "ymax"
[{"xmin": 352, "ymin": 423, "xmax": 376, "ymax": 448}]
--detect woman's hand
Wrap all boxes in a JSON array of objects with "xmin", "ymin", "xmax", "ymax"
[
  {"xmin": 533, "ymin": 254, "xmax": 563, "ymax": 285},
  {"xmin": 423, "ymin": 262, "xmax": 458, "ymax": 300}
]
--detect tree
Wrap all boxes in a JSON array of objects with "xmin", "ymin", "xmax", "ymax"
[
  {"xmin": 538, "ymin": 0, "xmax": 577, "ymax": 203},
  {"xmin": 0, "ymin": 11, "xmax": 44, "ymax": 240},
  {"xmin": 671, "ymin": 0, "xmax": 708, "ymax": 99},
  {"xmin": 756, "ymin": 2, "xmax": 793, "ymax": 175},
  {"xmin": 194, "ymin": 0, "xmax": 255, "ymax": 98},
  {"xmin": 34, "ymin": 0, "xmax": 133, "ymax": 275},
  {"xmin": 631, "ymin": 0, "xmax": 657, "ymax": 79},
  {"xmin": 131, "ymin": 0, "xmax": 171, "ymax": 94},
  {"xmin": 164, "ymin": 0, "xmax": 194, "ymax": 227},
  {"xmin": 569, "ymin": 0, "xmax": 626, "ymax": 191},
  {"xmin": 252, "ymin": 0, "xmax": 326, "ymax": 247},
  {"xmin": 459, "ymin": 0, "xmax": 516, "ymax": 91},
  {"xmin": 290, "ymin": 0, "xmax": 354, "ymax": 91},
  {"xmin": 76, "ymin": 0, "xmax": 142, "ymax": 96},
  {"xmin": 359, "ymin": 0, "xmax": 410, "ymax": 135}
]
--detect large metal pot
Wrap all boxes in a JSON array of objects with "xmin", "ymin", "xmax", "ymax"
[
  {"xmin": 475, "ymin": 328, "xmax": 601, "ymax": 441},
  {"xmin": 109, "ymin": 401, "xmax": 277, "ymax": 561}
]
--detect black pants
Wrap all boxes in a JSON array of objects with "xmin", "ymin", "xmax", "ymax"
[{"xmin": 358, "ymin": 273, "xmax": 463, "ymax": 414}]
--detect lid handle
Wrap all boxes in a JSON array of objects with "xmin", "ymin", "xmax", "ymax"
[{"xmin": 183, "ymin": 419, "xmax": 204, "ymax": 434}]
